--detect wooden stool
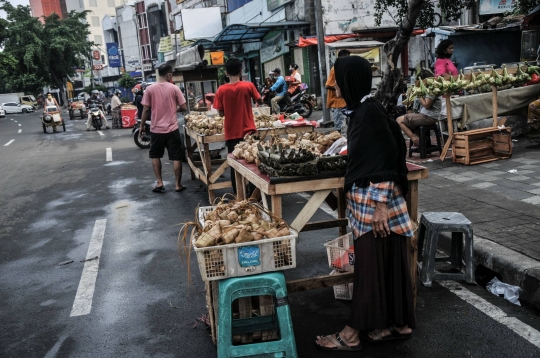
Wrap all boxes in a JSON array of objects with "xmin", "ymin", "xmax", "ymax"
[
  {"xmin": 409, "ymin": 124, "xmax": 443, "ymax": 159},
  {"xmin": 417, "ymin": 212, "xmax": 475, "ymax": 287}
]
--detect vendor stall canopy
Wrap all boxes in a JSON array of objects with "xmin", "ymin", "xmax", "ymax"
[
  {"xmin": 213, "ymin": 21, "xmax": 310, "ymax": 45},
  {"xmin": 326, "ymin": 40, "xmax": 386, "ymax": 49}
]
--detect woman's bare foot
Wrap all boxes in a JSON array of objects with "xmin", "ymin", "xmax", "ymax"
[
  {"xmin": 368, "ymin": 325, "xmax": 412, "ymax": 341},
  {"xmin": 315, "ymin": 325, "xmax": 361, "ymax": 349}
]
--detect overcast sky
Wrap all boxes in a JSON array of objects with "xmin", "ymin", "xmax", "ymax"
[{"xmin": 0, "ymin": 0, "xmax": 30, "ymax": 19}]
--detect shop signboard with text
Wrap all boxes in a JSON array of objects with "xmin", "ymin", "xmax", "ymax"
[
  {"xmin": 106, "ymin": 42, "xmax": 121, "ymax": 68},
  {"xmin": 479, "ymin": 0, "xmax": 515, "ymax": 15}
]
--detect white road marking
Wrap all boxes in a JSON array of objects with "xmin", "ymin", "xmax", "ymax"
[
  {"xmin": 18, "ymin": 129, "xmax": 21, "ymax": 133},
  {"xmin": 4, "ymin": 139, "xmax": 15, "ymax": 146},
  {"xmin": 10, "ymin": 119, "xmax": 13, "ymax": 121},
  {"xmin": 18, "ymin": 124, "xmax": 21, "ymax": 126},
  {"xmin": 106, "ymin": 147, "xmax": 112, "ymax": 162},
  {"xmin": 70, "ymin": 219, "xmax": 107, "ymax": 317},
  {"xmin": 14, "ymin": 120, "xmax": 17, "ymax": 122},
  {"xmin": 97, "ymin": 130, "xmax": 104, "ymax": 136},
  {"xmin": 440, "ymin": 281, "xmax": 540, "ymax": 349},
  {"xmin": 297, "ymin": 192, "xmax": 337, "ymax": 217}
]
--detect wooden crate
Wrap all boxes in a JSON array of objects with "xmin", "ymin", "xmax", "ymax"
[
  {"xmin": 205, "ymin": 281, "xmax": 278, "ymax": 345},
  {"xmin": 452, "ymin": 127, "xmax": 512, "ymax": 165}
]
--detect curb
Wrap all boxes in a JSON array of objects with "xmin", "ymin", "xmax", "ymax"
[{"xmin": 440, "ymin": 233, "xmax": 540, "ymax": 310}]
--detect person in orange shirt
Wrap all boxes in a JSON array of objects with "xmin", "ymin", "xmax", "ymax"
[{"xmin": 326, "ymin": 49, "xmax": 350, "ymax": 133}]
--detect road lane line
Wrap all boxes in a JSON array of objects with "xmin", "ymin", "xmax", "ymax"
[
  {"xmin": 18, "ymin": 124, "xmax": 21, "ymax": 126},
  {"xmin": 440, "ymin": 281, "xmax": 540, "ymax": 349},
  {"xmin": 18, "ymin": 129, "xmax": 21, "ymax": 133},
  {"xmin": 4, "ymin": 139, "xmax": 15, "ymax": 146},
  {"xmin": 70, "ymin": 219, "xmax": 107, "ymax": 317},
  {"xmin": 97, "ymin": 131, "xmax": 104, "ymax": 136},
  {"xmin": 10, "ymin": 119, "xmax": 13, "ymax": 121},
  {"xmin": 106, "ymin": 147, "xmax": 112, "ymax": 162}
]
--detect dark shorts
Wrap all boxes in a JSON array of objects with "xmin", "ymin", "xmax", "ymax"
[{"xmin": 149, "ymin": 129, "xmax": 185, "ymax": 161}]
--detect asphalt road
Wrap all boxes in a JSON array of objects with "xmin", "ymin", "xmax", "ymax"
[{"xmin": 1, "ymin": 111, "xmax": 540, "ymax": 358}]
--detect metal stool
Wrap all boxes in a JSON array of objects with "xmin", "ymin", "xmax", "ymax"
[
  {"xmin": 409, "ymin": 124, "xmax": 443, "ymax": 159},
  {"xmin": 217, "ymin": 272, "xmax": 297, "ymax": 358},
  {"xmin": 418, "ymin": 212, "xmax": 475, "ymax": 287}
]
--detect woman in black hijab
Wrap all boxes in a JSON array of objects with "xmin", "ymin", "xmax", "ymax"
[{"xmin": 315, "ymin": 56, "xmax": 416, "ymax": 351}]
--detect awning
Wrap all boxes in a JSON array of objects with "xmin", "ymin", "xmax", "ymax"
[
  {"xmin": 297, "ymin": 34, "xmax": 357, "ymax": 48},
  {"xmin": 213, "ymin": 21, "xmax": 310, "ymax": 44},
  {"xmin": 326, "ymin": 41, "xmax": 386, "ymax": 49}
]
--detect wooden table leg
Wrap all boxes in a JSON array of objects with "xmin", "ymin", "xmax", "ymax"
[
  {"xmin": 337, "ymin": 188, "xmax": 347, "ymax": 236},
  {"xmin": 203, "ymin": 143, "xmax": 215, "ymax": 203},
  {"xmin": 290, "ymin": 190, "xmax": 331, "ymax": 232},
  {"xmin": 184, "ymin": 130, "xmax": 196, "ymax": 180},
  {"xmin": 271, "ymin": 195, "xmax": 282, "ymax": 219},
  {"xmin": 235, "ymin": 171, "xmax": 245, "ymax": 200}
]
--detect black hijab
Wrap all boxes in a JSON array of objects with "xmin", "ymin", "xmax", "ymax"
[{"xmin": 335, "ymin": 56, "xmax": 408, "ymax": 196}]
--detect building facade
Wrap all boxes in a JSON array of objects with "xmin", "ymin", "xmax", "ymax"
[{"xmin": 29, "ymin": 0, "xmax": 67, "ymax": 20}]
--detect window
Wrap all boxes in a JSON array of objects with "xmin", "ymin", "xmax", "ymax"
[
  {"xmin": 94, "ymin": 35, "xmax": 102, "ymax": 45},
  {"xmin": 89, "ymin": 0, "xmax": 97, "ymax": 7},
  {"xmin": 79, "ymin": 0, "xmax": 84, "ymax": 8},
  {"xmin": 108, "ymin": 0, "xmax": 115, "ymax": 7},
  {"xmin": 92, "ymin": 16, "xmax": 100, "ymax": 26}
]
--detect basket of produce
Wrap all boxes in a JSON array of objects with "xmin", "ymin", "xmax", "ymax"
[
  {"xmin": 185, "ymin": 112, "xmax": 224, "ymax": 136},
  {"xmin": 325, "ymin": 233, "xmax": 354, "ymax": 272},
  {"xmin": 182, "ymin": 197, "xmax": 298, "ymax": 281}
]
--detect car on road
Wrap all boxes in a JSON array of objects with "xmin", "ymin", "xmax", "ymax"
[
  {"xmin": 0, "ymin": 105, "xmax": 5, "ymax": 118},
  {"xmin": 2, "ymin": 102, "xmax": 35, "ymax": 114}
]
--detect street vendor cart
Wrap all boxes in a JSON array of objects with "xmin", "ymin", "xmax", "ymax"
[{"xmin": 41, "ymin": 105, "xmax": 65, "ymax": 133}]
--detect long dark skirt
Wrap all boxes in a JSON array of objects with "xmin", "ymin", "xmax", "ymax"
[
  {"xmin": 112, "ymin": 107, "xmax": 122, "ymax": 129},
  {"xmin": 347, "ymin": 231, "xmax": 416, "ymax": 330}
]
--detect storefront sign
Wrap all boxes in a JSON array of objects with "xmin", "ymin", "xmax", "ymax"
[
  {"xmin": 267, "ymin": 0, "xmax": 292, "ymax": 11},
  {"xmin": 106, "ymin": 42, "xmax": 121, "ymax": 68},
  {"xmin": 479, "ymin": 0, "xmax": 515, "ymax": 15},
  {"xmin": 260, "ymin": 32, "xmax": 288, "ymax": 63},
  {"xmin": 92, "ymin": 59, "xmax": 103, "ymax": 71},
  {"xmin": 158, "ymin": 36, "xmax": 173, "ymax": 53}
]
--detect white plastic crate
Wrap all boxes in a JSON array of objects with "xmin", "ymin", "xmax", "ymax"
[
  {"xmin": 193, "ymin": 206, "xmax": 298, "ymax": 281},
  {"xmin": 324, "ymin": 233, "xmax": 354, "ymax": 272},
  {"xmin": 330, "ymin": 270, "xmax": 354, "ymax": 301}
]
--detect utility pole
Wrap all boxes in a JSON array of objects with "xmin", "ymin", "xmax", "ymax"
[{"xmin": 314, "ymin": 0, "xmax": 330, "ymax": 122}]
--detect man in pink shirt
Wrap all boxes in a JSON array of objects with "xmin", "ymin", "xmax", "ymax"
[{"xmin": 140, "ymin": 64, "xmax": 187, "ymax": 193}]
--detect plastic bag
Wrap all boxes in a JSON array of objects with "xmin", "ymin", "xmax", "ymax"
[{"xmin": 486, "ymin": 277, "xmax": 521, "ymax": 306}]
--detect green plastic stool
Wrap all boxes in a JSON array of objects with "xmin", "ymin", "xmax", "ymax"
[{"xmin": 217, "ymin": 272, "xmax": 298, "ymax": 358}]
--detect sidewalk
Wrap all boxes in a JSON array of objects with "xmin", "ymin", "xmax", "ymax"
[{"xmin": 416, "ymin": 133, "xmax": 540, "ymax": 309}]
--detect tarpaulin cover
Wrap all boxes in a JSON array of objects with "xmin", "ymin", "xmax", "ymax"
[
  {"xmin": 297, "ymin": 34, "xmax": 357, "ymax": 47},
  {"xmin": 182, "ymin": 8, "xmax": 223, "ymax": 40}
]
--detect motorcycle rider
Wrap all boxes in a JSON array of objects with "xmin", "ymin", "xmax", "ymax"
[
  {"xmin": 269, "ymin": 68, "xmax": 287, "ymax": 114},
  {"xmin": 133, "ymin": 82, "xmax": 148, "ymax": 120},
  {"xmin": 86, "ymin": 89, "xmax": 110, "ymax": 130},
  {"xmin": 283, "ymin": 63, "xmax": 301, "ymax": 108}
]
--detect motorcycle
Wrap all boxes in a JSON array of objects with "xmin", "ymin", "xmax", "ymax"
[
  {"xmin": 261, "ymin": 84, "xmax": 313, "ymax": 118},
  {"xmin": 132, "ymin": 118, "xmax": 151, "ymax": 149},
  {"xmin": 88, "ymin": 104, "xmax": 103, "ymax": 130}
]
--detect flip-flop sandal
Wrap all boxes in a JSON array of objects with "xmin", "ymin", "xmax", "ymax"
[
  {"xmin": 314, "ymin": 332, "xmax": 363, "ymax": 351},
  {"xmin": 175, "ymin": 185, "xmax": 186, "ymax": 192},
  {"xmin": 152, "ymin": 186, "xmax": 165, "ymax": 193},
  {"xmin": 365, "ymin": 326, "xmax": 412, "ymax": 343}
]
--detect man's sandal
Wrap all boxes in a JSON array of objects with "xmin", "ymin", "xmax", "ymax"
[
  {"xmin": 314, "ymin": 332, "xmax": 363, "ymax": 351},
  {"xmin": 365, "ymin": 326, "xmax": 412, "ymax": 343}
]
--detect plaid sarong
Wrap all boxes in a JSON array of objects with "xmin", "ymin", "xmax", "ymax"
[{"xmin": 346, "ymin": 181, "xmax": 414, "ymax": 239}]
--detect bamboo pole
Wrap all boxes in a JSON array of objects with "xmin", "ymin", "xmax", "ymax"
[
  {"xmin": 445, "ymin": 95, "xmax": 453, "ymax": 137},
  {"xmin": 491, "ymin": 85, "xmax": 498, "ymax": 127}
]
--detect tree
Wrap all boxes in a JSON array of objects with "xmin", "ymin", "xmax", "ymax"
[
  {"xmin": 372, "ymin": 0, "xmax": 532, "ymax": 116},
  {"xmin": 118, "ymin": 74, "xmax": 136, "ymax": 90},
  {"xmin": 0, "ymin": 1, "xmax": 92, "ymax": 104}
]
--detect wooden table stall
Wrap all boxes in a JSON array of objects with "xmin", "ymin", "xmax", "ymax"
[
  {"xmin": 227, "ymin": 155, "xmax": 429, "ymax": 295},
  {"xmin": 184, "ymin": 125, "xmax": 314, "ymax": 203}
]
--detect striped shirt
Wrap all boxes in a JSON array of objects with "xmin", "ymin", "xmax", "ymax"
[{"xmin": 346, "ymin": 181, "xmax": 414, "ymax": 239}]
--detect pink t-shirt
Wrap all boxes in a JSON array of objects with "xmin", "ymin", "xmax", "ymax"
[
  {"xmin": 434, "ymin": 58, "xmax": 458, "ymax": 76},
  {"xmin": 141, "ymin": 82, "xmax": 186, "ymax": 133}
]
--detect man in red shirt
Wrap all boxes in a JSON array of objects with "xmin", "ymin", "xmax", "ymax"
[
  {"xmin": 213, "ymin": 57, "xmax": 263, "ymax": 193},
  {"xmin": 140, "ymin": 64, "xmax": 187, "ymax": 193}
]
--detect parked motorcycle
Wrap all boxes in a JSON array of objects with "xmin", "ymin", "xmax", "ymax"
[
  {"xmin": 261, "ymin": 84, "xmax": 313, "ymax": 118},
  {"xmin": 132, "ymin": 118, "xmax": 151, "ymax": 149},
  {"xmin": 88, "ymin": 104, "xmax": 103, "ymax": 130}
]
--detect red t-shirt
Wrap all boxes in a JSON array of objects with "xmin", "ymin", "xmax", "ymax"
[{"xmin": 213, "ymin": 81, "xmax": 260, "ymax": 141}]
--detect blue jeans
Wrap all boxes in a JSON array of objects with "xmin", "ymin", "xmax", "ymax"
[{"xmin": 333, "ymin": 108, "xmax": 346, "ymax": 130}]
